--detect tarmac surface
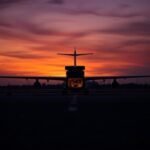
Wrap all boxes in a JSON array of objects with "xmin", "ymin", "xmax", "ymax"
[{"xmin": 0, "ymin": 88, "xmax": 150, "ymax": 149}]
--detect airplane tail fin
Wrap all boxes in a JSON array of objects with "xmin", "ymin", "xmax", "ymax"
[{"xmin": 58, "ymin": 48, "xmax": 93, "ymax": 66}]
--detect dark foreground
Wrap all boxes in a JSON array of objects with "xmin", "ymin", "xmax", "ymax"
[{"xmin": 0, "ymin": 88, "xmax": 150, "ymax": 149}]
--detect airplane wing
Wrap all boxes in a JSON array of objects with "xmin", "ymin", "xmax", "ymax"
[
  {"xmin": 85, "ymin": 75, "xmax": 150, "ymax": 80},
  {"xmin": 1, "ymin": 75, "xmax": 150, "ymax": 83},
  {"xmin": 1, "ymin": 75, "xmax": 150, "ymax": 80},
  {"xmin": 0, "ymin": 76, "xmax": 66, "ymax": 81}
]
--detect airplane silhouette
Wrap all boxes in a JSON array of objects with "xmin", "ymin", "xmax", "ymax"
[{"xmin": 0, "ymin": 48, "xmax": 150, "ymax": 90}]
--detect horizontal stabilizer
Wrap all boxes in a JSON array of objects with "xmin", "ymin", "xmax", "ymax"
[
  {"xmin": 57, "ymin": 53, "xmax": 74, "ymax": 56},
  {"xmin": 76, "ymin": 53, "xmax": 93, "ymax": 56},
  {"xmin": 57, "ymin": 53, "xmax": 93, "ymax": 56}
]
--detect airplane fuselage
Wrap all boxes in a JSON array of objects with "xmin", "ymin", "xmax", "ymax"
[{"xmin": 65, "ymin": 66, "xmax": 85, "ymax": 90}]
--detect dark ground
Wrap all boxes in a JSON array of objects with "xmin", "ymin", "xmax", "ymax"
[{"xmin": 0, "ymin": 88, "xmax": 150, "ymax": 149}]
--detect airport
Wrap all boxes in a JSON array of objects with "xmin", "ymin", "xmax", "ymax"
[{"xmin": 0, "ymin": 0, "xmax": 150, "ymax": 148}]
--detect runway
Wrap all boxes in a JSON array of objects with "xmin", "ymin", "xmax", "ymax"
[{"xmin": 0, "ymin": 88, "xmax": 150, "ymax": 149}]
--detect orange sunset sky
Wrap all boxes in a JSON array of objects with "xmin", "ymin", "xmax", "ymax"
[{"xmin": 0, "ymin": 0, "xmax": 150, "ymax": 83}]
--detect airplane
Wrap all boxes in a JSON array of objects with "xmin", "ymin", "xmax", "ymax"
[{"xmin": 0, "ymin": 48, "xmax": 150, "ymax": 91}]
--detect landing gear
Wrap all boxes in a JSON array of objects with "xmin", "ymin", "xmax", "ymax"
[
  {"xmin": 33, "ymin": 79, "xmax": 41, "ymax": 88},
  {"xmin": 112, "ymin": 79, "xmax": 119, "ymax": 88}
]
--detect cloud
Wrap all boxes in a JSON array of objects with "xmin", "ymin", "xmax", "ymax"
[
  {"xmin": 0, "ymin": 19, "xmax": 91, "ymax": 44},
  {"xmin": 120, "ymin": 39, "xmax": 150, "ymax": 47},
  {"xmin": 62, "ymin": 9, "xmax": 142, "ymax": 18},
  {"xmin": 119, "ymin": 3, "xmax": 130, "ymax": 9},
  {"xmin": 98, "ymin": 20, "xmax": 150, "ymax": 37},
  {"xmin": 48, "ymin": 0, "xmax": 64, "ymax": 5},
  {"xmin": 0, "ymin": 0, "xmax": 21, "ymax": 5},
  {"xmin": 2, "ymin": 18, "xmax": 149, "ymax": 54},
  {"xmin": 0, "ymin": 0, "xmax": 24, "ymax": 8},
  {"xmin": 92, "ymin": 64, "xmax": 150, "ymax": 76},
  {"xmin": 0, "ymin": 20, "xmax": 12, "ymax": 28},
  {"xmin": 0, "ymin": 51, "xmax": 47, "ymax": 59},
  {"xmin": 0, "ymin": 27, "xmax": 39, "ymax": 43}
]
